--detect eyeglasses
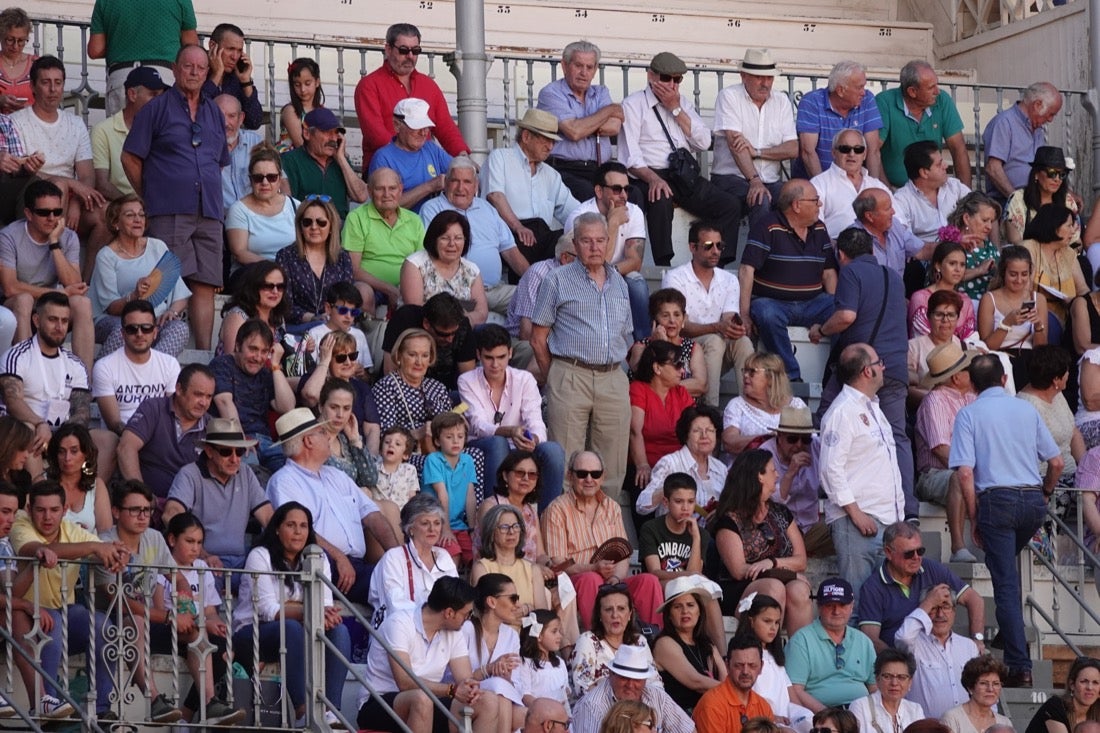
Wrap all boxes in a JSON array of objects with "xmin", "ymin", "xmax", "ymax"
[
  {"xmin": 658, "ymin": 360, "xmax": 682, "ymax": 370},
  {"xmin": 191, "ymin": 122, "xmax": 202, "ymax": 148},
  {"xmin": 120, "ymin": 211, "xmax": 147, "ymax": 220},
  {"xmin": 259, "ymin": 281, "xmax": 286, "ymax": 292},
  {"xmin": 32, "ymin": 207, "xmax": 65, "ymax": 217},
  {"xmin": 867, "ymin": 358, "xmax": 885, "ymax": 369},
  {"xmin": 930, "ymin": 310, "xmax": 959, "ymax": 320},
  {"xmin": 695, "ymin": 240, "xmax": 722, "ymax": 251},
  {"xmin": 760, "ymin": 523, "xmax": 776, "ymax": 544},
  {"xmin": 512, "ymin": 469, "xmax": 539, "ymax": 479},
  {"xmin": 304, "ymin": 194, "xmax": 332, "ymax": 203},
  {"xmin": 215, "ymin": 446, "xmax": 248, "ymax": 458},
  {"xmin": 123, "ymin": 323, "xmax": 156, "ymax": 335},
  {"xmin": 783, "ymin": 434, "xmax": 813, "ymax": 445},
  {"xmin": 836, "ymin": 145, "xmax": 866, "ymax": 154},
  {"xmin": 250, "ymin": 173, "xmax": 280, "ymax": 184},
  {"xmin": 548, "ymin": 720, "xmax": 572, "ymax": 730},
  {"xmin": 120, "ymin": 505, "xmax": 153, "ymax": 517},
  {"xmin": 834, "ymin": 642, "xmax": 846, "ymax": 670},
  {"xmin": 333, "ymin": 305, "xmax": 362, "ymax": 317},
  {"xmin": 689, "ymin": 427, "xmax": 717, "ymax": 436},
  {"xmin": 1042, "ymin": 168, "xmax": 1067, "ymax": 179},
  {"xmin": 572, "ymin": 469, "xmax": 603, "ymax": 479},
  {"xmin": 332, "ymin": 351, "xmax": 360, "ymax": 364},
  {"xmin": 894, "ymin": 546, "xmax": 926, "ymax": 559},
  {"xmin": 658, "ymin": 73, "xmax": 684, "ymax": 84},
  {"xmin": 301, "ymin": 217, "xmax": 329, "ymax": 228},
  {"xmin": 496, "ymin": 523, "xmax": 522, "ymax": 534},
  {"xmin": 3, "ymin": 37, "xmax": 27, "ymax": 47},
  {"xmin": 600, "ymin": 183, "xmax": 632, "ymax": 194},
  {"xmin": 879, "ymin": 673, "xmax": 912, "ymax": 683},
  {"xmin": 799, "ymin": 197, "xmax": 822, "ymax": 204}
]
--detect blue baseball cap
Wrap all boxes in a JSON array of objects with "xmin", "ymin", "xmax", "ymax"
[
  {"xmin": 304, "ymin": 108, "xmax": 346, "ymax": 134},
  {"xmin": 124, "ymin": 67, "xmax": 169, "ymax": 91}
]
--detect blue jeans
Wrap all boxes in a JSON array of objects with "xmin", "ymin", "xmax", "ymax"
[
  {"xmin": 625, "ymin": 272, "xmax": 653, "ymax": 342},
  {"xmin": 232, "ymin": 619, "xmax": 351, "ymax": 708},
  {"xmin": 41, "ymin": 605, "xmax": 113, "ymax": 711},
  {"xmin": 749, "ymin": 293, "xmax": 835, "ymax": 380},
  {"xmin": 829, "ymin": 515, "xmax": 886, "ymax": 614},
  {"xmin": 468, "ymin": 436, "xmax": 566, "ymax": 514},
  {"xmin": 978, "ymin": 488, "xmax": 1047, "ymax": 673}
]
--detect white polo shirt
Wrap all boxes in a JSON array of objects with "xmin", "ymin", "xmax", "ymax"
[{"xmin": 360, "ymin": 606, "xmax": 468, "ymax": 704}]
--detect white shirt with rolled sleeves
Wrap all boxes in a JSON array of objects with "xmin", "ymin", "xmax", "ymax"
[
  {"xmin": 662, "ymin": 262, "xmax": 741, "ymax": 324},
  {"xmin": 564, "ymin": 198, "xmax": 645, "ymax": 266},
  {"xmin": 232, "ymin": 545, "xmax": 336, "ymax": 632},
  {"xmin": 360, "ymin": 605, "xmax": 469, "ymax": 703},
  {"xmin": 265, "ymin": 458, "xmax": 380, "ymax": 559},
  {"xmin": 457, "ymin": 365, "xmax": 547, "ymax": 444},
  {"xmin": 893, "ymin": 606, "xmax": 978, "ymax": 719},
  {"xmin": 711, "ymin": 84, "xmax": 797, "ymax": 183},
  {"xmin": 620, "ymin": 86, "xmax": 712, "ymax": 170},
  {"xmin": 819, "ymin": 384, "xmax": 905, "ymax": 525}
]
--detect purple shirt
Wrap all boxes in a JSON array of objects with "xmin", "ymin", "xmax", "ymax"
[
  {"xmin": 123, "ymin": 394, "xmax": 208, "ymax": 498},
  {"xmin": 793, "ymin": 88, "xmax": 883, "ymax": 178},
  {"xmin": 123, "ymin": 86, "xmax": 230, "ymax": 220},
  {"xmin": 760, "ymin": 436, "xmax": 822, "ymax": 532},
  {"xmin": 981, "ymin": 103, "xmax": 1045, "ymax": 195},
  {"xmin": 537, "ymin": 77, "xmax": 614, "ymax": 163}
]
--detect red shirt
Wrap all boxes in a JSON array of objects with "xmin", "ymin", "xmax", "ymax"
[
  {"xmin": 629, "ymin": 381, "xmax": 695, "ymax": 466},
  {"xmin": 354, "ymin": 64, "xmax": 469, "ymax": 170}
]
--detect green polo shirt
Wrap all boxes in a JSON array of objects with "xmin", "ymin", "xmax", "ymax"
[
  {"xmin": 341, "ymin": 202, "xmax": 425, "ymax": 286},
  {"xmin": 281, "ymin": 147, "xmax": 351, "ymax": 219},
  {"xmin": 876, "ymin": 88, "xmax": 965, "ymax": 187}
]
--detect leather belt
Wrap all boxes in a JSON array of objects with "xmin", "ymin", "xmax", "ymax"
[{"xmin": 553, "ymin": 356, "xmax": 619, "ymax": 373}]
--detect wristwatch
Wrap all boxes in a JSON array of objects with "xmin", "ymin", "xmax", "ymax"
[
  {"xmin": 671, "ymin": 107, "xmax": 682, "ymax": 118},
  {"xmin": 972, "ymin": 632, "xmax": 985, "ymax": 642}
]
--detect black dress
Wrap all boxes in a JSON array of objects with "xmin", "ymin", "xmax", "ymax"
[{"xmin": 658, "ymin": 634, "xmax": 716, "ymax": 712}]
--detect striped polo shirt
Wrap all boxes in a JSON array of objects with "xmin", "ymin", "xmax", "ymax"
[{"xmin": 742, "ymin": 211, "xmax": 839, "ymax": 301}]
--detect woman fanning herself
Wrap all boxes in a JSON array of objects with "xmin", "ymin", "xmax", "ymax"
[{"xmin": 708, "ymin": 449, "xmax": 812, "ymax": 634}]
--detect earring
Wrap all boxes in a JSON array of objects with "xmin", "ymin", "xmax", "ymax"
[{"xmin": 81, "ymin": 460, "xmax": 95, "ymax": 478}]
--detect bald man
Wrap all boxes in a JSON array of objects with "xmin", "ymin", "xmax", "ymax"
[
  {"xmin": 850, "ymin": 188, "xmax": 933, "ymax": 277},
  {"xmin": 215, "ymin": 94, "xmax": 263, "ymax": 211},
  {"xmin": 521, "ymin": 698, "xmax": 569, "ymax": 733}
]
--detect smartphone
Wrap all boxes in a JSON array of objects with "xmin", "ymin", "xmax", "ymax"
[
  {"xmin": 732, "ymin": 312, "xmax": 743, "ymax": 326},
  {"xmin": 1022, "ymin": 300, "xmax": 1036, "ymax": 311},
  {"xmin": 236, "ymin": 58, "xmax": 248, "ymax": 73}
]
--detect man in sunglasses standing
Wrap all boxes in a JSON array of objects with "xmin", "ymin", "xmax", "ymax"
[
  {"xmin": 123, "ymin": 44, "xmax": 229, "ymax": 351},
  {"xmin": 620, "ymin": 51, "xmax": 740, "ymax": 267},
  {"xmin": 162, "ymin": 416, "xmax": 272, "ymax": 572},
  {"xmin": 857, "ymin": 520, "xmax": 984, "ymax": 653},
  {"xmin": 355, "ymin": 22, "xmax": 470, "ymax": 171}
]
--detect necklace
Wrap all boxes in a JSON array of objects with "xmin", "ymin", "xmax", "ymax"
[{"xmin": 680, "ymin": 636, "xmax": 710, "ymax": 675}]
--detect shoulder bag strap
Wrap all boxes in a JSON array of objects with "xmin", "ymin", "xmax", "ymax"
[{"xmin": 651, "ymin": 104, "xmax": 678, "ymax": 152}]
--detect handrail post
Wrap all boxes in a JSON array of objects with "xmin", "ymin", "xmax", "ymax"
[{"xmin": 303, "ymin": 544, "xmax": 330, "ymax": 731}]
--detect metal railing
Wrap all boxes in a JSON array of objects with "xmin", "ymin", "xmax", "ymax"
[
  {"xmin": 0, "ymin": 546, "xmax": 466, "ymax": 732},
  {"xmin": 29, "ymin": 15, "xmax": 1094, "ymax": 195}
]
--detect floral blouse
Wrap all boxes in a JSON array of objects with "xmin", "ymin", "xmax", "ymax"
[
  {"xmin": 571, "ymin": 633, "xmax": 658, "ymax": 698},
  {"xmin": 406, "ymin": 250, "xmax": 480, "ymax": 304},
  {"xmin": 960, "ymin": 239, "xmax": 1000, "ymax": 301}
]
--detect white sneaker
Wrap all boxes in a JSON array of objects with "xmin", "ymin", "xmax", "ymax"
[
  {"xmin": 325, "ymin": 710, "xmax": 348, "ymax": 729},
  {"xmin": 950, "ymin": 548, "xmax": 978, "ymax": 563},
  {"xmin": 41, "ymin": 694, "xmax": 75, "ymax": 719}
]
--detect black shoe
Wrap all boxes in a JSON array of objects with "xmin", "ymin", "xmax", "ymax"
[{"xmin": 1005, "ymin": 669, "xmax": 1033, "ymax": 688}]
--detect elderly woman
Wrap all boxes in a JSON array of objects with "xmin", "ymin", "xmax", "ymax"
[
  {"xmin": 627, "ymin": 288, "xmax": 707, "ymax": 399},
  {"xmin": 275, "ymin": 195, "xmax": 362, "ymax": 327},
  {"xmin": 947, "ymin": 192, "xmax": 1001, "ymax": 302},
  {"xmin": 907, "ymin": 290, "xmax": 965, "ymax": 404},
  {"xmin": 470, "ymin": 504, "xmax": 549, "ymax": 622},
  {"xmin": 908, "ymin": 241, "xmax": 976, "ymax": 339},
  {"xmin": 722, "ymin": 352, "xmax": 806, "ymax": 456},
  {"xmin": 708, "ymin": 449, "xmax": 811, "ymax": 634},
  {"xmin": 630, "ymin": 340, "xmax": 696, "ymax": 488},
  {"xmin": 1025, "ymin": 657, "xmax": 1100, "ymax": 733},
  {"xmin": 811, "ymin": 129, "xmax": 891, "ymax": 239},
  {"xmin": 1005, "ymin": 146, "xmax": 1080, "ymax": 245},
  {"xmin": 544, "ymin": 450, "xmax": 664, "ymax": 630},
  {"xmin": 848, "ymin": 649, "xmax": 925, "ymax": 733},
  {"xmin": 1021, "ymin": 203, "xmax": 1089, "ymax": 343},
  {"xmin": 0, "ymin": 8, "xmax": 34, "ymax": 111},
  {"xmin": 1077, "ymin": 347, "xmax": 1100, "ymax": 448},
  {"xmin": 400, "ymin": 210, "xmax": 489, "ymax": 325},
  {"xmin": 599, "ymin": 700, "xmax": 658, "ymax": 733},
  {"xmin": 217, "ymin": 261, "xmax": 289, "ymax": 357},
  {"xmin": 366, "ymin": 493, "xmax": 458, "ymax": 628},
  {"xmin": 226, "ymin": 146, "xmax": 298, "ymax": 278},
  {"xmin": 940, "ymin": 656, "xmax": 1012, "ymax": 733},
  {"xmin": 298, "ymin": 331, "xmax": 381, "ymax": 450},
  {"xmin": 90, "ymin": 194, "xmax": 191, "ymax": 356},
  {"xmin": 636, "ymin": 405, "xmax": 727, "ymax": 517}
]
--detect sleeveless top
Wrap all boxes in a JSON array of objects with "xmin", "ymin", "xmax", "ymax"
[
  {"xmin": 989, "ymin": 291, "xmax": 1034, "ymax": 349},
  {"xmin": 475, "ymin": 557, "xmax": 536, "ymax": 630},
  {"xmin": 1085, "ymin": 295, "xmax": 1100, "ymax": 351},
  {"xmin": 659, "ymin": 635, "xmax": 715, "ymax": 711},
  {"xmin": 64, "ymin": 483, "xmax": 100, "ymax": 533}
]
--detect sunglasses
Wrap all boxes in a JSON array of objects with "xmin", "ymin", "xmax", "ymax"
[
  {"xmin": 695, "ymin": 240, "xmax": 722, "ymax": 251},
  {"xmin": 215, "ymin": 446, "xmax": 249, "ymax": 458},
  {"xmin": 894, "ymin": 546, "xmax": 927, "ymax": 559},
  {"xmin": 600, "ymin": 183, "xmax": 632, "ymax": 194},
  {"xmin": 496, "ymin": 593, "xmax": 521, "ymax": 603},
  {"xmin": 191, "ymin": 122, "xmax": 202, "ymax": 148},
  {"xmin": 783, "ymin": 434, "xmax": 813, "ymax": 445},
  {"xmin": 332, "ymin": 351, "xmax": 360, "ymax": 364},
  {"xmin": 599, "ymin": 582, "xmax": 629, "ymax": 593},
  {"xmin": 836, "ymin": 144, "xmax": 866, "ymax": 154},
  {"xmin": 333, "ymin": 305, "xmax": 362, "ymax": 317},
  {"xmin": 123, "ymin": 323, "xmax": 156, "ymax": 335},
  {"xmin": 121, "ymin": 505, "xmax": 153, "ymax": 517},
  {"xmin": 659, "ymin": 73, "xmax": 684, "ymax": 84},
  {"xmin": 301, "ymin": 217, "xmax": 329, "ymax": 228},
  {"xmin": 511, "ymin": 469, "xmax": 539, "ymax": 480},
  {"xmin": 32, "ymin": 207, "xmax": 65, "ymax": 217},
  {"xmin": 834, "ymin": 642, "xmax": 846, "ymax": 670},
  {"xmin": 304, "ymin": 194, "xmax": 332, "ymax": 203},
  {"xmin": 259, "ymin": 281, "xmax": 286, "ymax": 292},
  {"xmin": 250, "ymin": 173, "xmax": 280, "ymax": 184},
  {"xmin": 573, "ymin": 469, "xmax": 603, "ymax": 479},
  {"xmin": 1043, "ymin": 168, "xmax": 1067, "ymax": 179},
  {"xmin": 394, "ymin": 44, "xmax": 423, "ymax": 56}
]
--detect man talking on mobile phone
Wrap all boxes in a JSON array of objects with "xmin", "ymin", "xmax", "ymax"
[{"xmin": 202, "ymin": 23, "xmax": 263, "ymax": 130}]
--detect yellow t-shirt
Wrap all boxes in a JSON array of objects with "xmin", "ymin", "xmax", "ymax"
[{"xmin": 10, "ymin": 512, "xmax": 100, "ymax": 609}]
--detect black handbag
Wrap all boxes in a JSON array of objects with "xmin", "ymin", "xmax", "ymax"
[{"xmin": 652, "ymin": 104, "xmax": 701, "ymax": 196}]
